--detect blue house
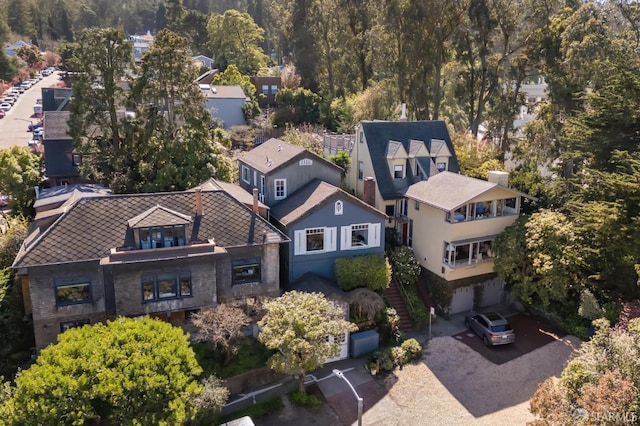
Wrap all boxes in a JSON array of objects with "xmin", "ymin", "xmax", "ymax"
[{"xmin": 270, "ymin": 179, "xmax": 387, "ymax": 283}]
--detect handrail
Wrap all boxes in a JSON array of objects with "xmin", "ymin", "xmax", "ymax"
[{"xmin": 393, "ymin": 277, "xmax": 417, "ymax": 320}]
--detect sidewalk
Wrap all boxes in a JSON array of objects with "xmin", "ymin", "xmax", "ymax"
[{"xmin": 221, "ymin": 303, "xmax": 521, "ymax": 424}]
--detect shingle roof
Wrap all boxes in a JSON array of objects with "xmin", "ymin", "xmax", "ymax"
[
  {"xmin": 360, "ymin": 121, "xmax": 460, "ymax": 200},
  {"xmin": 127, "ymin": 205, "xmax": 193, "ymax": 228},
  {"xmin": 43, "ymin": 111, "xmax": 71, "ymax": 140},
  {"xmin": 288, "ymin": 272, "xmax": 351, "ymax": 302},
  {"xmin": 239, "ymin": 138, "xmax": 342, "ymax": 175},
  {"xmin": 196, "ymin": 178, "xmax": 269, "ymax": 210},
  {"xmin": 43, "ymin": 139, "xmax": 77, "ymax": 178},
  {"xmin": 34, "ymin": 184, "xmax": 113, "ymax": 209},
  {"xmin": 405, "ymin": 171, "xmax": 519, "ymax": 211},
  {"xmin": 14, "ymin": 190, "xmax": 288, "ymax": 267},
  {"xmin": 270, "ymin": 179, "xmax": 386, "ymax": 226}
]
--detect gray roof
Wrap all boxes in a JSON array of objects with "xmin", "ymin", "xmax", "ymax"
[
  {"xmin": 288, "ymin": 272, "xmax": 351, "ymax": 302},
  {"xmin": 270, "ymin": 179, "xmax": 386, "ymax": 226},
  {"xmin": 201, "ymin": 85, "xmax": 246, "ymax": 99},
  {"xmin": 196, "ymin": 178, "xmax": 269, "ymax": 210},
  {"xmin": 240, "ymin": 138, "xmax": 343, "ymax": 175},
  {"xmin": 14, "ymin": 190, "xmax": 288, "ymax": 268},
  {"xmin": 360, "ymin": 121, "xmax": 460, "ymax": 200},
  {"xmin": 43, "ymin": 111, "xmax": 71, "ymax": 140},
  {"xmin": 34, "ymin": 184, "xmax": 112, "ymax": 209},
  {"xmin": 405, "ymin": 171, "xmax": 524, "ymax": 211},
  {"xmin": 127, "ymin": 205, "xmax": 193, "ymax": 228}
]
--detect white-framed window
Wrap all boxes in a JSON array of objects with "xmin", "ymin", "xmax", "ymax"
[
  {"xmin": 340, "ymin": 223, "xmax": 381, "ymax": 250},
  {"xmin": 358, "ymin": 161, "xmax": 364, "ymax": 180},
  {"xmin": 294, "ymin": 227, "xmax": 337, "ymax": 255},
  {"xmin": 261, "ymin": 84, "xmax": 269, "ymax": 95},
  {"xmin": 274, "ymin": 178, "xmax": 287, "ymax": 199},
  {"xmin": 414, "ymin": 200, "xmax": 420, "ymax": 210},
  {"xmin": 270, "ymin": 85, "xmax": 278, "ymax": 94},
  {"xmin": 394, "ymin": 164, "xmax": 404, "ymax": 178},
  {"xmin": 437, "ymin": 161, "xmax": 447, "ymax": 172},
  {"xmin": 241, "ymin": 165, "xmax": 250, "ymax": 183}
]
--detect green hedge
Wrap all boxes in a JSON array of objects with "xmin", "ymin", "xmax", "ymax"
[{"xmin": 335, "ymin": 255, "xmax": 391, "ymax": 291}]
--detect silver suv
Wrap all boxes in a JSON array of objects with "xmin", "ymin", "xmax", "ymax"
[{"xmin": 465, "ymin": 312, "xmax": 515, "ymax": 346}]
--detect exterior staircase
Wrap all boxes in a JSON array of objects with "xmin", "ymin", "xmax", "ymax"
[{"xmin": 385, "ymin": 280, "xmax": 415, "ymax": 331}]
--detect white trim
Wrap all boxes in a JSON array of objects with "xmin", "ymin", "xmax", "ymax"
[
  {"xmin": 241, "ymin": 165, "xmax": 250, "ymax": 184},
  {"xmin": 274, "ymin": 178, "xmax": 287, "ymax": 200}
]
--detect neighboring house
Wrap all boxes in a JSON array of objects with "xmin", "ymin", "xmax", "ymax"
[
  {"xmin": 288, "ymin": 272, "xmax": 351, "ymax": 362},
  {"xmin": 238, "ymin": 138, "xmax": 343, "ymax": 206},
  {"xmin": 13, "ymin": 187, "xmax": 288, "ymax": 349},
  {"xmin": 200, "ymin": 84, "xmax": 246, "ymax": 128},
  {"xmin": 42, "ymin": 111, "xmax": 84, "ymax": 187},
  {"xmin": 41, "ymin": 87, "xmax": 73, "ymax": 112},
  {"xmin": 195, "ymin": 69, "xmax": 219, "ymax": 85},
  {"xmin": 405, "ymin": 171, "xmax": 533, "ymax": 314},
  {"xmin": 129, "ymin": 32, "xmax": 154, "ymax": 64},
  {"xmin": 250, "ymin": 76, "xmax": 281, "ymax": 107},
  {"xmin": 34, "ymin": 184, "xmax": 113, "ymax": 215},
  {"xmin": 192, "ymin": 55, "xmax": 215, "ymax": 70},
  {"xmin": 270, "ymin": 178, "xmax": 386, "ymax": 284},
  {"xmin": 4, "ymin": 40, "xmax": 31, "ymax": 57},
  {"xmin": 338, "ymin": 120, "xmax": 460, "ymax": 245}
]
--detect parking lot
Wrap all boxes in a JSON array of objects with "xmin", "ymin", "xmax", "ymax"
[{"xmin": 0, "ymin": 71, "xmax": 61, "ymax": 151}]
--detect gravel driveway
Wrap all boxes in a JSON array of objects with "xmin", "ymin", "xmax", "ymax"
[
  {"xmin": 257, "ymin": 334, "xmax": 581, "ymax": 426},
  {"xmin": 367, "ymin": 334, "xmax": 581, "ymax": 425}
]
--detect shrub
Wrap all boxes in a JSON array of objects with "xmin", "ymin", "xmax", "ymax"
[
  {"xmin": 349, "ymin": 288, "xmax": 386, "ymax": 322},
  {"xmin": 389, "ymin": 247, "xmax": 421, "ymax": 287},
  {"xmin": 390, "ymin": 346, "xmax": 407, "ymax": 367},
  {"xmin": 578, "ymin": 289, "xmax": 603, "ymax": 320},
  {"xmin": 288, "ymin": 390, "xmax": 322, "ymax": 408},
  {"xmin": 335, "ymin": 255, "xmax": 391, "ymax": 291},
  {"xmin": 372, "ymin": 350, "xmax": 394, "ymax": 372},
  {"xmin": 400, "ymin": 338, "xmax": 423, "ymax": 362},
  {"xmin": 404, "ymin": 285, "xmax": 430, "ymax": 324}
]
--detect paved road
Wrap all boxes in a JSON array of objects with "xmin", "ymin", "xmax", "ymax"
[{"xmin": 0, "ymin": 71, "xmax": 63, "ymax": 151}]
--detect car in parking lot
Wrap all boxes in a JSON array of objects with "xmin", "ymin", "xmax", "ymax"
[
  {"xmin": 0, "ymin": 110, "xmax": 5, "ymax": 119},
  {"xmin": 28, "ymin": 121, "xmax": 43, "ymax": 131},
  {"xmin": 465, "ymin": 311, "xmax": 516, "ymax": 346},
  {"xmin": 1, "ymin": 97, "xmax": 15, "ymax": 105},
  {"xmin": 0, "ymin": 103, "xmax": 11, "ymax": 111},
  {"xmin": 33, "ymin": 127, "xmax": 44, "ymax": 138}
]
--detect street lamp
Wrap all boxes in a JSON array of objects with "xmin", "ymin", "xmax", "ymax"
[{"xmin": 332, "ymin": 369, "xmax": 363, "ymax": 426}]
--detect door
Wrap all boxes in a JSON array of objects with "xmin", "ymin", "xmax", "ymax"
[{"xmin": 402, "ymin": 222, "xmax": 408, "ymax": 245}]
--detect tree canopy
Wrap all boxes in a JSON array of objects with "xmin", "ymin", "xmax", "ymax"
[
  {"xmin": 258, "ymin": 291, "xmax": 356, "ymax": 393},
  {"xmin": 0, "ymin": 146, "xmax": 42, "ymax": 218},
  {"xmin": 0, "ymin": 317, "xmax": 205, "ymax": 425}
]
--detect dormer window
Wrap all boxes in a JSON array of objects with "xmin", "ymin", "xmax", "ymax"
[
  {"xmin": 394, "ymin": 165, "xmax": 404, "ymax": 178},
  {"xmin": 128, "ymin": 205, "xmax": 193, "ymax": 250},
  {"xmin": 437, "ymin": 162, "xmax": 447, "ymax": 172},
  {"xmin": 139, "ymin": 225, "xmax": 186, "ymax": 249}
]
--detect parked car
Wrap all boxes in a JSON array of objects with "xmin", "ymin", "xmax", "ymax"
[
  {"xmin": 0, "ymin": 110, "xmax": 5, "ymax": 119},
  {"xmin": 33, "ymin": 127, "xmax": 44, "ymax": 138},
  {"xmin": 1, "ymin": 97, "xmax": 15, "ymax": 105},
  {"xmin": 0, "ymin": 103, "xmax": 11, "ymax": 111},
  {"xmin": 13, "ymin": 86, "xmax": 25, "ymax": 94},
  {"xmin": 465, "ymin": 312, "xmax": 516, "ymax": 346},
  {"xmin": 28, "ymin": 121, "xmax": 43, "ymax": 132}
]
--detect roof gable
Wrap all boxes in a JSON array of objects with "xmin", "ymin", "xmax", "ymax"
[
  {"xmin": 408, "ymin": 140, "xmax": 429, "ymax": 157},
  {"xmin": 386, "ymin": 141, "xmax": 408, "ymax": 159},
  {"xmin": 240, "ymin": 138, "xmax": 342, "ymax": 175},
  {"xmin": 270, "ymin": 179, "xmax": 386, "ymax": 226},
  {"xmin": 127, "ymin": 205, "xmax": 193, "ymax": 228},
  {"xmin": 429, "ymin": 139, "xmax": 451, "ymax": 157}
]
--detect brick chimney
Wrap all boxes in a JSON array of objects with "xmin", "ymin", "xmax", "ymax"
[
  {"xmin": 194, "ymin": 187, "xmax": 203, "ymax": 216},
  {"xmin": 252, "ymin": 188, "xmax": 259, "ymax": 214},
  {"xmin": 363, "ymin": 177, "xmax": 376, "ymax": 207}
]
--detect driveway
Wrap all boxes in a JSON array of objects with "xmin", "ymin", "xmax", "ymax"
[{"xmin": 453, "ymin": 313, "xmax": 567, "ymax": 365}]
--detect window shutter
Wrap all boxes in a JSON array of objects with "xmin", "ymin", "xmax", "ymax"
[
  {"xmin": 294, "ymin": 230, "xmax": 305, "ymax": 255},
  {"xmin": 340, "ymin": 226, "xmax": 351, "ymax": 250},
  {"xmin": 326, "ymin": 227, "xmax": 337, "ymax": 252},
  {"xmin": 369, "ymin": 223, "xmax": 381, "ymax": 247}
]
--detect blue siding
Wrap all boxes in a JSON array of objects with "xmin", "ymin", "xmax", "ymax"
[{"xmin": 287, "ymin": 197, "xmax": 385, "ymax": 282}]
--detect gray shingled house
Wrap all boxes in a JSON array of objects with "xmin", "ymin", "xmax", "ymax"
[{"xmin": 13, "ymin": 187, "xmax": 288, "ymax": 349}]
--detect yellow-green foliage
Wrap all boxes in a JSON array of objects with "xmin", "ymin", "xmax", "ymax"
[
  {"xmin": 1, "ymin": 317, "xmax": 205, "ymax": 425},
  {"xmin": 335, "ymin": 255, "xmax": 391, "ymax": 291}
]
